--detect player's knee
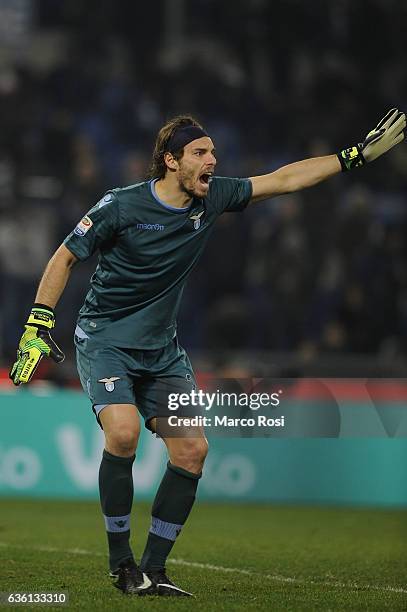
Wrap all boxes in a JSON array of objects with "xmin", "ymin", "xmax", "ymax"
[
  {"xmin": 170, "ymin": 437, "xmax": 209, "ymax": 473},
  {"xmin": 106, "ymin": 427, "xmax": 139, "ymax": 457}
]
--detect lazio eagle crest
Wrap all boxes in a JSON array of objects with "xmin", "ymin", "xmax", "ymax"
[
  {"xmin": 189, "ymin": 211, "xmax": 204, "ymax": 230},
  {"xmin": 98, "ymin": 377, "xmax": 121, "ymax": 392}
]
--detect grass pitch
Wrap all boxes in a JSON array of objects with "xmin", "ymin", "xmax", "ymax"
[{"xmin": 0, "ymin": 499, "xmax": 406, "ymax": 611}]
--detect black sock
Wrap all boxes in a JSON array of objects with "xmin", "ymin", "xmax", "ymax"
[
  {"xmin": 99, "ymin": 449, "xmax": 135, "ymax": 571},
  {"xmin": 140, "ymin": 462, "xmax": 201, "ymax": 571}
]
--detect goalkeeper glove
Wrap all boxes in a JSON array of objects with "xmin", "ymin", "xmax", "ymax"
[
  {"xmin": 9, "ymin": 303, "xmax": 65, "ymax": 385},
  {"xmin": 338, "ymin": 108, "xmax": 405, "ymax": 171}
]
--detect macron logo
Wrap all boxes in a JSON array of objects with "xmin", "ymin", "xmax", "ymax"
[{"xmin": 137, "ymin": 223, "xmax": 165, "ymax": 231}]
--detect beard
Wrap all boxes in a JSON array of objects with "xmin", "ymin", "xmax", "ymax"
[
  {"xmin": 177, "ymin": 161, "xmax": 210, "ymax": 198},
  {"xmin": 177, "ymin": 164, "xmax": 197, "ymax": 198}
]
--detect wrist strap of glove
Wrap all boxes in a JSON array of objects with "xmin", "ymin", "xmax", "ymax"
[
  {"xmin": 26, "ymin": 303, "xmax": 55, "ymax": 330},
  {"xmin": 337, "ymin": 145, "xmax": 366, "ymax": 172}
]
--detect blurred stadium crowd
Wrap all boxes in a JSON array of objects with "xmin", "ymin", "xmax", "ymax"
[{"xmin": 0, "ymin": 0, "xmax": 407, "ymax": 380}]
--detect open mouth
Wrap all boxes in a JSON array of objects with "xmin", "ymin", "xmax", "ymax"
[{"xmin": 199, "ymin": 173, "xmax": 212, "ymax": 187}]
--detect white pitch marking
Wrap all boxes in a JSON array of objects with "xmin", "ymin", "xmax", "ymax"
[{"xmin": 0, "ymin": 541, "xmax": 406, "ymax": 595}]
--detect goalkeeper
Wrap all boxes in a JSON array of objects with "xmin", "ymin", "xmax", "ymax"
[{"xmin": 10, "ymin": 108, "xmax": 405, "ymax": 597}]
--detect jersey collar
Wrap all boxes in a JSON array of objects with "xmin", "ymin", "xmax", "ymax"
[{"xmin": 150, "ymin": 179, "xmax": 193, "ymax": 213}]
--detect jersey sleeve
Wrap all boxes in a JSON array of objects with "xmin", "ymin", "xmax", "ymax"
[
  {"xmin": 63, "ymin": 192, "xmax": 120, "ymax": 261},
  {"xmin": 209, "ymin": 176, "xmax": 253, "ymax": 214}
]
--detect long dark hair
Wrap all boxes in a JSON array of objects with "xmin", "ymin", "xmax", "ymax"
[{"xmin": 148, "ymin": 114, "xmax": 204, "ymax": 179}]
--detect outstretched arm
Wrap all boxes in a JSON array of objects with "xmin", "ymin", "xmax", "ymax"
[
  {"xmin": 250, "ymin": 155, "xmax": 341, "ymax": 202},
  {"xmin": 249, "ymin": 108, "xmax": 405, "ymax": 203}
]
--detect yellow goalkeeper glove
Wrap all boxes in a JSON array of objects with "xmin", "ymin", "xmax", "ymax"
[
  {"xmin": 338, "ymin": 108, "xmax": 405, "ymax": 171},
  {"xmin": 9, "ymin": 304, "xmax": 65, "ymax": 385}
]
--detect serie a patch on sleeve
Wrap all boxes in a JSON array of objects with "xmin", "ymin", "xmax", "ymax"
[{"xmin": 74, "ymin": 215, "xmax": 93, "ymax": 236}]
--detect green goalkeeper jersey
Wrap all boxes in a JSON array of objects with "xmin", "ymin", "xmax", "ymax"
[{"xmin": 64, "ymin": 177, "xmax": 252, "ymax": 348}]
